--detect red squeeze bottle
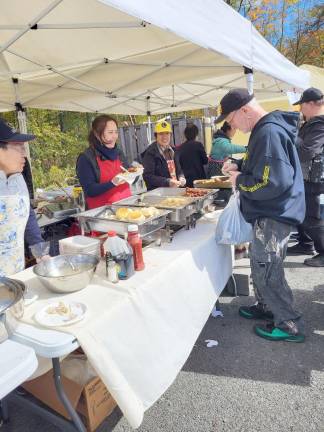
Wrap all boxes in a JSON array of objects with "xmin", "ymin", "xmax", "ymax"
[{"xmin": 127, "ymin": 225, "xmax": 145, "ymax": 271}]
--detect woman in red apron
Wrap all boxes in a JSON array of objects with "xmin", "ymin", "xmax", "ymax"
[{"xmin": 76, "ymin": 115, "xmax": 131, "ymax": 209}]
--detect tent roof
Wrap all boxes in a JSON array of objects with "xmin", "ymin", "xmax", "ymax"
[{"xmin": 0, "ymin": 0, "xmax": 310, "ymax": 114}]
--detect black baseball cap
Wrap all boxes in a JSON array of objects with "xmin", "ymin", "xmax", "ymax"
[
  {"xmin": 0, "ymin": 118, "xmax": 35, "ymax": 143},
  {"xmin": 215, "ymin": 88, "xmax": 254, "ymax": 123},
  {"xmin": 292, "ymin": 87, "xmax": 323, "ymax": 105}
]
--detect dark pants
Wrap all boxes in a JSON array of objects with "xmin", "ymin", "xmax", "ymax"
[
  {"xmin": 299, "ymin": 182, "xmax": 324, "ymax": 253},
  {"xmin": 250, "ymin": 218, "xmax": 304, "ymax": 332}
]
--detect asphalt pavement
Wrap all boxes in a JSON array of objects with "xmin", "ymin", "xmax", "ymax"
[{"xmin": 3, "ymin": 251, "xmax": 324, "ymax": 432}]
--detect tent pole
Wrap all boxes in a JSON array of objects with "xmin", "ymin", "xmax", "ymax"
[
  {"xmin": 12, "ymin": 77, "xmax": 31, "ymax": 161},
  {"xmin": 244, "ymin": 67, "xmax": 254, "ymax": 95},
  {"xmin": 146, "ymin": 96, "xmax": 152, "ymax": 144},
  {"xmin": 13, "ymin": 84, "xmax": 34, "ymax": 199}
]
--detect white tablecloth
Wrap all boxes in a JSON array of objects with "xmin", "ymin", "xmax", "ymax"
[{"xmin": 16, "ymin": 218, "xmax": 232, "ymax": 428}]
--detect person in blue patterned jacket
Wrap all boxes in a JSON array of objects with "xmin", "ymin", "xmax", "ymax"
[{"xmin": 0, "ymin": 119, "xmax": 43, "ymax": 276}]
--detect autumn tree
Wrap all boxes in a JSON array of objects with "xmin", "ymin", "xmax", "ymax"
[{"xmin": 226, "ymin": 0, "xmax": 323, "ymax": 66}]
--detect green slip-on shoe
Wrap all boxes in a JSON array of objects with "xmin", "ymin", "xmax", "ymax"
[{"xmin": 254, "ymin": 324, "xmax": 305, "ymax": 343}]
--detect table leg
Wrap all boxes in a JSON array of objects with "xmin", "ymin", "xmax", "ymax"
[
  {"xmin": 230, "ymin": 274, "xmax": 238, "ymax": 297},
  {"xmin": 52, "ymin": 358, "xmax": 86, "ymax": 432}
]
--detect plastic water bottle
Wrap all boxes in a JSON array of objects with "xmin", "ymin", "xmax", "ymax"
[{"xmin": 103, "ymin": 231, "xmax": 134, "ymax": 279}]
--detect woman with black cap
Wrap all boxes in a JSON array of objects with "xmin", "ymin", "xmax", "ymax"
[{"xmin": 0, "ymin": 118, "xmax": 44, "ymax": 276}]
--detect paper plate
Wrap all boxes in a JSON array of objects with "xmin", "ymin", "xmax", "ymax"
[
  {"xmin": 116, "ymin": 167, "xmax": 144, "ymax": 185},
  {"xmin": 34, "ymin": 301, "xmax": 87, "ymax": 327}
]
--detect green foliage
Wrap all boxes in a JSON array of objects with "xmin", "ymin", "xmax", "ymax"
[{"xmin": 26, "ymin": 109, "xmax": 89, "ymax": 189}]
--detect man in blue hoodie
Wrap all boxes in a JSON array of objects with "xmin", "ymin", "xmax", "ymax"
[{"xmin": 216, "ymin": 88, "xmax": 305, "ymax": 342}]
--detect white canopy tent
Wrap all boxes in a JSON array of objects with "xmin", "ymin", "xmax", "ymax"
[{"xmin": 0, "ymin": 0, "xmax": 309, "ymax": 117}]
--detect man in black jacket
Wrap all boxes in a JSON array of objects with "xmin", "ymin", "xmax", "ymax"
[
  {"xmin": 217, "ymin": 88, "xmax": 305, "ymax": 342},
  {"xmin": 287, "ymin": 88, "xmax": 324, "ymax": 266},
  {"xmin": 142, "ymin": 121, "xmax": 185, "ymax": 190}
]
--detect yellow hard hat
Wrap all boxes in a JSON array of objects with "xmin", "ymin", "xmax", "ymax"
[{"xmin": 154, "ymin": 121, "xmax": 172, "ymax": 134}]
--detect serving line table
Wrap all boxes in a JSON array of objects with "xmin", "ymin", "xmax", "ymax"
[
  {"xmin": 0, "ymin": 340, "xmax": 38, "ymax": 425},
  {"xmin": 9, "ymin": 217, "xmax": 232, "ymax": 430}
]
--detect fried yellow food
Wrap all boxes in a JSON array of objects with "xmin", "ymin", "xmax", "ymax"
[
  {"xmin": 115, "ymin": 207, "xmax": 131, "ymax": 220},
  {"xmin": 159, "ymin": 197, "xmax": 190, "ymax": 207},
  {"xmin": 112, "ymin": 206, "xmax": 159, "ymax": 222},
  {"xmin": 128, "ymin": 209, "xmax": 142, "ymax": 219},
  {"xmin": 141, "ymin": 206, "xmax": 159, "ymax": 218}
]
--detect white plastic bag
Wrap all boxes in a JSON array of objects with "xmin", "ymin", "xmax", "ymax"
[{"xmin": 215, "ymin": 191, "xmax": 253, "ymax": 244}]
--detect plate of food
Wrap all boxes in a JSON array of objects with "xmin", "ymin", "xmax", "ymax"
[
  {"xmin": 34, "ymin": 300, "xmax": 87, "ymax": 327},
  {"xmin": 194, "ymin": 177, "xmax": 232, "ymax": 189},
  {"xmin": 115, "ymin": 166, "xmax": 144, "ymax": 185}
]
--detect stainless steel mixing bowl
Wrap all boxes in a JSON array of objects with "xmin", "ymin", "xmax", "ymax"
[{"xmin": 33, "ymin": 254, "xmax": 99, "ymax": 293}]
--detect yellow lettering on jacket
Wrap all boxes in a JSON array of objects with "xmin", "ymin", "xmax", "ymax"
[{"xmin": 239, "ymin": 165, "xmax": 270, "ymax": 192}]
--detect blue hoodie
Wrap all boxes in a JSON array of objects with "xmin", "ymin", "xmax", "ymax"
[{"xmin": 236, "ymin": 111, "xmax": 305, "ymax": 226}]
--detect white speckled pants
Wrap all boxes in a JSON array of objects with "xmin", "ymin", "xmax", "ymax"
[{"xmin": 250, "ymin": 217, "xmax": 304, "ymax": 332}]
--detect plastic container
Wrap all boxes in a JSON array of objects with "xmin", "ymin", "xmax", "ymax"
[
  {"xmin": 103, "ymin": 231, "xmax": 134, "ymax": 279},
  {"xmin": 89, "ymin": 231, "xmax": 108, "ymax": 258},
  {"xmin": 127, "ymin": 225, "xmax": 145, "ymax": 271},
  {"xmin": 59, "ymin": 235, "xmax": 100, "ymax": 257}
]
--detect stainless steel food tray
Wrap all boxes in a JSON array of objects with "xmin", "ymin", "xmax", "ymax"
[
  {"xmin": 114, "ymin": 195, "xmax": 195, "ymax": 223},
  {"xmin": 115, "ymin": 188, "xmax": 218, "ymax": 222},
  {"xmin": 43, "ymin": 202, "xmax": 81, "ymax": 219},
  {"xmin": 143, "ymin": 187, "xmax": 218, "ymax": 210},
  {"xmin": 75, "ymin": 205, "xmax": 170, "ymax": 237},
  {"xmin": 0, "ymin": 278, "xmax": 25, "ymax": 315}
]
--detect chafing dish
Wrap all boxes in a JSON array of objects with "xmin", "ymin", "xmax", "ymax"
[
  {"xmin": 146, "ymin": 188, "xmax": 219, "ymax": 212},
  {"xmin": 114, "ymin": 190, "xmax": 195, "ymax": 224},
  {"xmin": 42, "ymin": 202, "xmax": 81, "ymax": 219},
  {"xmin": 114, "ymin": 187, "xmax": 218, "ymax": 224},
  {"xmin": 0, "ymin": 278, "xmax": 26, "ymax": 342},
  {"xmin": 76, "ymin": 205, "xmax": 170, "ymax": 237},
  {"xmin": 0, "ymin": 278, "xmax": 25, "ymax": 315}
]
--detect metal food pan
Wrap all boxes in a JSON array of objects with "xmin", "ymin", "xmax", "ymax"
[
  {"xmin": 190, "ymin": 189, "xmax": 219, "ymax": 211},
  {"xmin": 43, "ymin": 202, "xmax": 81, "ymax": 219},
  {"xmin": 75, "ymin": 205, "xmax": 170, "ymax": 237},
  {"xmin": 114, "ymin": 194, "xmax": 197, "ymax": 223},
  {"xmin": 144, "ymin": 188, "xmax": 189, "ymax": 198},
  {"xmin": 144, "ymin": 187, "xmax": 219, "ymax": 211}
]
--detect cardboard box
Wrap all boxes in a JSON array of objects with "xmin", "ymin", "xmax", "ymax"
[{"xmin": 23, "ymin": 370, "xmax": 117, "ymax": 431}]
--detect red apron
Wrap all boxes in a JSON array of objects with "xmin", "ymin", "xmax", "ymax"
[{"xmin": 86, "ymin": 157, "xmax": 131, "ymax": 209}]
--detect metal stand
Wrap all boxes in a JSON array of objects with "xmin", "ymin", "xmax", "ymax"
[
  {"xmin": 52, "ymin": 358, "xmax": 86, "ymax": 432},
  {"xmin": 7, "ymin": 358, "xmax": 87, "ymax": 432}
]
